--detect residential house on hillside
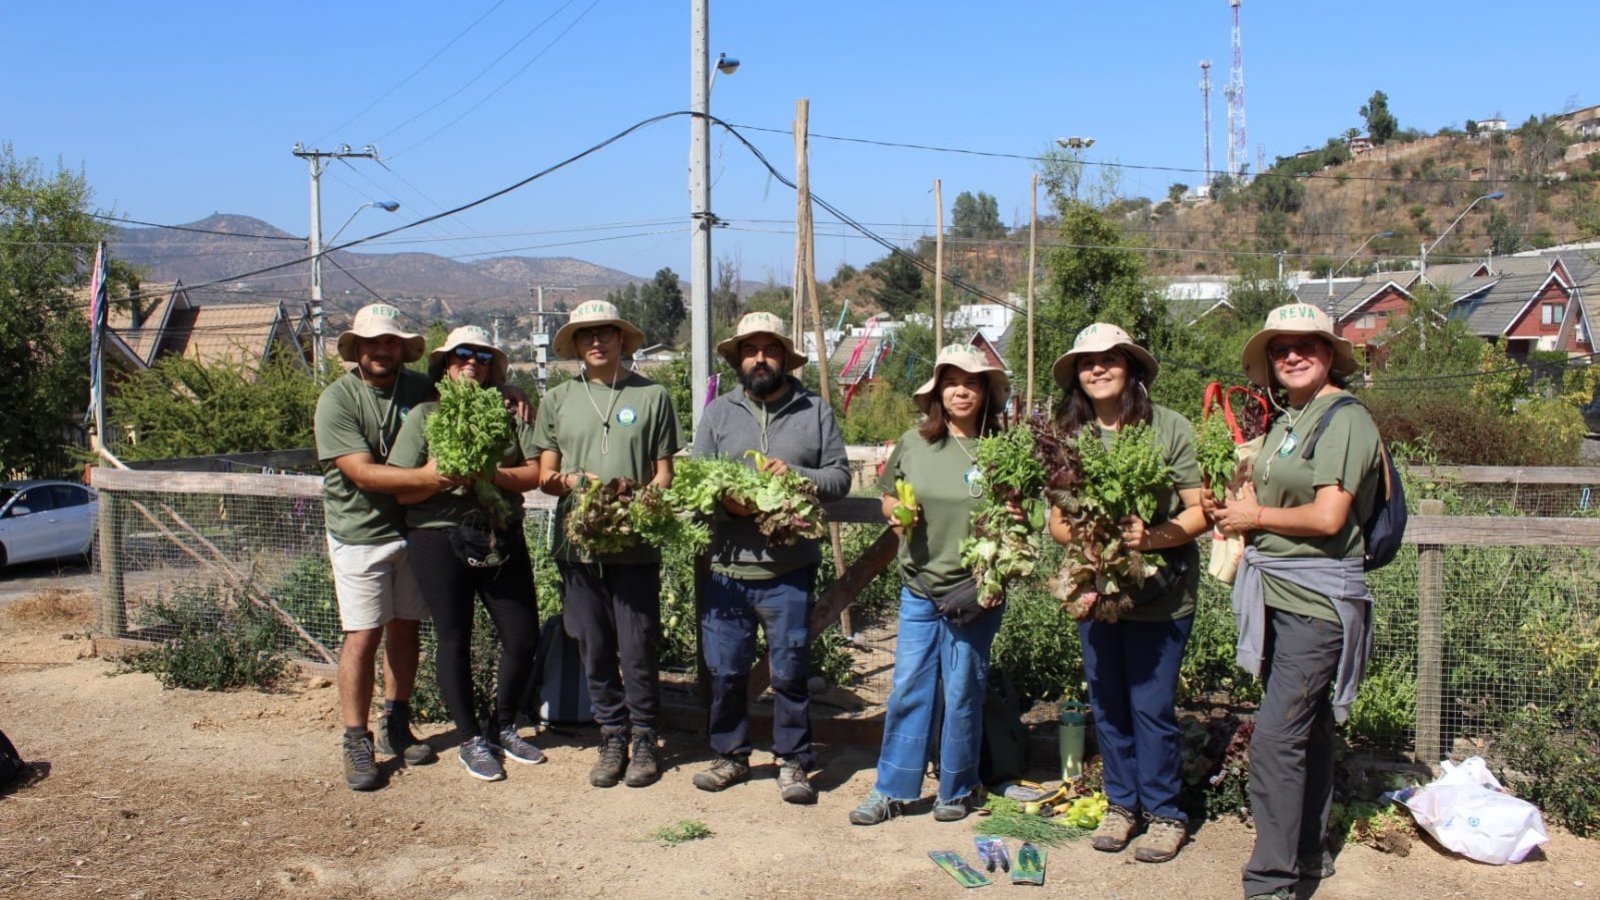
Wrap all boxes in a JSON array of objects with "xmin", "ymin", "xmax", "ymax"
[
  {"xmin": 1446, "ymin": 269, "xmax": 1592, "ymax": 357},
  {"xmin": 84, "ymin": 281, "xmax": 312, "ymax": 377},
  {"xmin": 1292, "ymin": 274, "xmax": 1415, "ymax": 351}
]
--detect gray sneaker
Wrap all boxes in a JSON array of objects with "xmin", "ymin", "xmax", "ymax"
[
  {"xmin": 848, "ymin": 789, "xmax": 901, "ymax": 826},
  {"xmin": 458, "ymin": 736, "xmax": 506, "ymax": 782},
  {"xmin": 692, "ymin": 754, "xmax": 751, "ymax": 792},
  {"xmin": 342, "ymin": 730, "xmax": 381, "ymax": 792},
  {"xmin": 777, "ymin": 758, "xmax": 817, "ymax": 805},
  {"xmin": 376, "ymin": 707, "xmax": 437, "ymax": 766},
  {"xmin": 624, "ymin": 729, "xmax": 661, "ymax": 788},
  {"xmin": 932, "ymin": 788, "xmax": 986, "ymax": 822},
  {"xmin": 589, "ymin": 730, "xmax": 629, "ymax": 788},
  {"xmin": 494, "ymin": 726, "xmax": 546, "ymax": 765}
]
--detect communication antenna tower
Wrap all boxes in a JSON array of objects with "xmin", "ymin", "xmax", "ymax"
[
  {"xmin": 1225, "ymin": 0, "xmax": 1248, "ymax": 181},
  {"xmin": 1199, "ymin": 60, "xmax": 1213, "ymax": 185}
]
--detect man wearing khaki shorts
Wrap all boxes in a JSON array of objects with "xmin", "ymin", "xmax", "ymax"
[{"xmin": 316, "ymin": 304, "xmax": 458, "ymax": 790}]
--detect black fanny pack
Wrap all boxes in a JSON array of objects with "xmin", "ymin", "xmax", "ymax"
[
  {"xmin": 913, "ymin": 574, "xmax": 998, "ymax": 627},
  {"xmin": 1128, "ymin": 547, "xmax": 1192, "ymax": 607},
  {"xmin": 447, "ymin": 517, "xmax": 516, "ymax": 568}
]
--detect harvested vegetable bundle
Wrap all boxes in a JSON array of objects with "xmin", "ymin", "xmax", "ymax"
[
  {"xmin": 958, "ymin": 422, "xmax": 1049, "ymax": 607},
  {"xmin": 890, "ymin": 480, "xmax": 919, "ymax": 535},
  {"xmin": 565, "ymin": 477, "xmax": 707, "ymax": 556},
  {"xmin": 666, "ymin": 452, "xmax": 826, "ymax": 547},
  {"xmin": 425, "ymin": 375, "xmax": 515, "ymax": 526},
  {"xmin": 1195, "ymin": 412, "xmax": 1241, "ymax": 503},
  {"xmin": 1196, "ymin": 382, "xmax": 1272, "ymax": 583},
  {"xmin": 1044, "ymin": 422, "xmax": 1172, "ymax": 623}
]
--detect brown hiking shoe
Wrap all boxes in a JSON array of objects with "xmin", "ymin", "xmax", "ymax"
[
  {"xmin": 1090, "ymin": 804, "xmax": 1140, "ymax": 852},
  {"xmin": 777, "ymin": 758, "xmax": 817, "ymax": 805},
  {"xmin": 376, "ymin": 707, "xmax": 436, "ymax": 766},
  {"xmin": 692, "ymin": 754, "xmax": 750, "ymax": 792},
  {"xmin": 1133, "ymin": 816, "xmax": 1187, "ymax": 863},
  {"xmin": 624, "ymin": 729, "xmax": 661, "ymax": 787},
  {"xmin": 589, "ymin": 729, "xmax": 629, "ymax": 788}
]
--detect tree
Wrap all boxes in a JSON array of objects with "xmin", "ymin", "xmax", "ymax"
[
  {"xmin": 866, "ymin": 251, "xmax": 927, "ymax": 318},
  {"xmin": 711, "ymin": 254, "xmax": 741, "ymax": 326},
  {"xmin": 1486, "ymin": 205, "xmax": 1523, "ymax": 256},
  {"xmin": 950, "ymin": 190, "xmax": 1005, "ymax": 239},
  {"xmin": 1167, "ymin": 183, "xmax": 1189, "ymax": 204},
  {"xmin": 110, "ymin": 355, "xmax": 322, "ymax": 460},
  {"xmin": 1360, "ymin": 90, "xmax": 1398, "ymax": 145},
  {"xmin": 0, "ymin": 146, "xmax": 110, "ymax": 477},
  {"xmin": 608, "ymin": 267, "xmax": 687, "ymax": 346}
]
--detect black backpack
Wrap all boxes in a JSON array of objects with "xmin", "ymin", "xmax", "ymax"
[
  {"xmin": 1300, "ymin": 396, "xmax": 1408, "ymax": 571},
  {"xmin": 0, "ymin": 728, "xmax": 24, "ymax": 787}
]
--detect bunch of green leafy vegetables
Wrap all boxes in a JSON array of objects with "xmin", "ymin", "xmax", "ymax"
[
  {"xmin": 1043, "ymin": 421, "xmax": 1172, "ymax": 622},
  {"xmin": 1194, "ymin": 412, "xmax": 1240, "ymax": 503},
  {"xmin": 958, "ymin": 421, "xmax": 1049, "ymax": 607},
  {"xmin": 565, "ymin": 477, "xmax": 708, "ymax": 557},
  {"xmin": 424, "ymin": 375, "xmax": 514, "ymax": 526},
  {"xmin": 667, "ymin": 452, "xmax": 825, "ymax": 547}
]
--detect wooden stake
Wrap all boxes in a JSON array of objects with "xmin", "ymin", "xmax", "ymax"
[
  {"xmin": 1027, "ymin": 173, "xmax": 1038, "ymax": 413},
  {"xmin": 792, "ymin": 101, "xmax": 809, "ymax": 338},
  {"xmin": 934, "ymin": 179, "xmax": 944, "ymax": 349}
]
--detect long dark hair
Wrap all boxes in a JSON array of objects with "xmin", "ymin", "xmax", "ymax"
[
  {"xmin": 919, "ymin": 366, "xmax": 1003, "ymax": 442},
  {"xmin": 1054, "ymin": 349, "xmax": 1154, "ymax": 437}
]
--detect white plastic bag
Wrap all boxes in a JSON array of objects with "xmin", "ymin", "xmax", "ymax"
[{"xmin": 1398, "ymin": 756, "xmax": 1549, "ymax": 865}]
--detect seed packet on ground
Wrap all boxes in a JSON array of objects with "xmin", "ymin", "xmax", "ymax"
[
  {"xmin": 974, "ymin": 836, "xmax": 1011, "ymax": 873},
  {"xmin": 1012, "ymin": 842, "xmax": 1047, "ymax": 885},
  {"xmin": 928, "ymin": 850, "xmax": 992, "ymax": 887}
]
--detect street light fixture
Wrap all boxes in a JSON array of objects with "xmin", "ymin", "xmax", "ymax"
[
  {"xmin": 1056, "ymin": 136, "xmax": 1095, "ymax": 149},
  {"xmin": 312, "ymin": 200, "xmax": 400, "ymax": 368},
  {"xmin": 1420, "ymin": 191, "xmax": 1503, "ymax": 279},
  {"xmin": 1326, "ymin": 229, "xmax": 1396, "ymax": 300}
]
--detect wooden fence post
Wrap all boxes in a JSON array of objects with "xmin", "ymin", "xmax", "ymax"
[
  {"xmin": 1414, "ymin": 498, "xmax": 1446, "ymax": 764},
  {"xmin": 98, "ymin": 486, "xmax": 125, "ymax": 638}
]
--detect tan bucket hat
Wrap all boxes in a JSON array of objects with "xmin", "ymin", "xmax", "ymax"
[
  {"xmin": 428, "ymin": 325, "xmax": 509, "ymax": 385},
  {"xmin": 551, "ymin": 299, "xmax": 646, "ymax": 360},
  {"xmin": 337, "ymin": 303, "xmax": 425, "ymax": 363},
  {"xmin": 716, "ymin": 311, "xmax": 808, "ymax": 371},
  {"xmin": 1050, "ymin": 322, "xmax": 1159, "ymax": 392},
  {"xmin": 1240, "ymin": 303, "xmax": 1359, "ymax": 389},
  {"xmin": 912, "ymin": 344, "xmax": 1011, "ymax": 413}
]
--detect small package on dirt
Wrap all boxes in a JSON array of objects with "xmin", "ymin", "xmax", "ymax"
[
  {"xmin": 1012, "ymin": 842, "xmax": 1047, "ymax": 886},
  {"xmin": 928, "ymin": 851, "xmax": 991, "ymax": 888},
  {"xmin": 973, "ymin": 836, "xmax": 1010, "ymax": 873}
]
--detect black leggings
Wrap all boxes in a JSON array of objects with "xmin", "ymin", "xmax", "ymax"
[{"xmin": 406, "ymin": 526, "xmax": 540, "ymax": 738}]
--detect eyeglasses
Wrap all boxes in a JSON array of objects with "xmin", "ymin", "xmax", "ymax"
[
  {"xmin": 1266, "ymin": 338, "xmax": 1326, "ymax": 361},
  {"xmin": 575, "ymin": 327, "xmax": 618, "ymax": 345},
  {"xmin": 451, "ymin": 346, "xmax": 496, "ymax": 365}
]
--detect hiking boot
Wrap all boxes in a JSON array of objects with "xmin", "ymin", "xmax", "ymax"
[
  {"xmin": 1133, "ymin": 816, "xmax": 1187, "ymax": 863},
  {"xmin": 341, "ymin": 730, "xmax": 381, "ymax": 792},
  {"xmin": 932, "ymin": 788, "xmax": 986, "ymax": 822},
  {"xmin": 692, "ymin": 754, "xmax": 750, "ymax": 792},
  {"xmin": 1298, "ymin": 849, "xmax": 1336, "ymax": 879},
  {"xmin": 848, "ymin": 789, "xmax": 900, "ymax": 826},
  {"xmin": 376, "ymin": 706, "xmax": 437, "ymax": 766},
  {"xmin": 589, "ymin": 729, "xmax": 629, "ymax": 788},
  {"xmin": 777, "ymin": 758, "xmax": 817, "ymax": 805},
  {"xmin": 1090, "ymin": 804, "xmax": 1141, "ymax": 852},
  {"xmin": 494, "ymin": 726, "xmax": 546, "ymax": 765},
  {"xmin": 1246, "ymin": 890, "xmax": 1294, "ymax": 900},
  {"xmin": 458, "ymin": 736, "xmax": 505, "ymax": 782},
  {"xmin": 624, "ymin": 729, "xmax": 661, "ymax": 787}
]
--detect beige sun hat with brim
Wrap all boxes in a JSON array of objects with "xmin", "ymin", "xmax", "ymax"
[
  {"xmin": 551, "ymin": 299, "xmax": 646, "ymax": 360},
  {"xmin": 1050, "ymin": 322, "xmax": 1159, "ymax": 393},
  {"xmin": 428, "ymin": 325, "xmax": 510, "ymax": 385},
  {"xmin": 716, "ymin": 311, "xmax": 808, "ymax": 371},
  {"xmin": 912, "ymin": 344, "xmax": 1011, "ymax": 414},
  {"xmin": 1240, "ymin": 303, "xmax": 1359, "ymax": 389},
  {"xmin": 337, "ymin": 303, "xmax": 425, "ymax": 364}
]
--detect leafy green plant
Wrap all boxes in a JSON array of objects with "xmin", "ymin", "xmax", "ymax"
[
  {"xmin": 426, "ymin": 376, "xmax": 514, "ymax": 525},
  {"xmin": 648, "ymin": 819, "xmax": 713, "ymax": 846},
  {"xmin": 1194, "ymin": 412, "xmax": 1239, "ymax": 502},
  {"xmin": 118, "ymin": 587, "xmax": 286, "ymax": 691},
  {"xmin": 959, "ymin": 423, "xmax": 1048, "ymax": 606},
  {"xmin": 668, "ymin": 454, "xmax": 825, "ymax": 547}
]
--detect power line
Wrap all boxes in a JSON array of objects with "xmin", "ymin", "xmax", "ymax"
[{"xmin": 93, "ymin": 213, "xmax": 304, "ymax": 241}]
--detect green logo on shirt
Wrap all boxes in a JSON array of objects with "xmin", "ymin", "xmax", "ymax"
[{"xmin": 616, "ymin": 407, "xmax": 639, "ymax": 427}]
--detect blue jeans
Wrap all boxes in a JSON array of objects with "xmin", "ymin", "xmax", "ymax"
[
  {"xmin": 874, "ymin": 586, "xmax": 1004, "ymax": 804},
  {"xmin": 1078, "ymin": 614, "xmax": 1193, "ymax": 821},
  {"xmin": 701, "ymin": 566, "xmax": 817, "ymax": 767}
]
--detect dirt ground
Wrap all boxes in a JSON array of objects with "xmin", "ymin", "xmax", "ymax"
[{"xmin": 2, "ymin": 583, "xmax": 1597, "ymax": 899}]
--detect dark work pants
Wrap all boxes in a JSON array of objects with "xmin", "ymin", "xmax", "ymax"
[
  {"xmin": 1241, "ymin": 609, "xmax": 1343, "ymax": 899},
  {"xmin": 407, "ymin": 526, "xmax": 541, "ymax": 739},
  {"xmin": 1078, "ymin": 614, "xmax": 1194, "ymax": 822},
  {"xmin": 557, "ymin": 561, "xmax": 662, "ymax": 732},
  {"xmin": 701, "ymin": 566, "xmax": 818, "ymax": 769}
]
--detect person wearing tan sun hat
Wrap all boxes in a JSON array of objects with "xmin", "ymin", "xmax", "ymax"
[
  {"xmin": 689, "ymin": 312, "xmax": 845, "ymax": 803},
  {"xmin": 387, "ymin": 324, "xmax": 545, "ymax": 782},
  {"xmin": 1208, "ymin": 303, "xmax": 1382, "ymax": 900},
  {"xmin": 1045, "ymin": 322, "xmax": 1207, "ymax": 864},
  {"xmin": 315, "ymin": 303, "xmax": 453, "ymax": 791},
  {"xmin": 851, "ymin": 344, "xmax": 1010, "ymax": 828},
  {"xmin": 534, "ymin": 298, "xmax": 682, "ymax": 790}
]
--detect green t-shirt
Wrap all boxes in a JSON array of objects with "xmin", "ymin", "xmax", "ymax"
[
  {"xmin": 386, "ymin": 401, "xmax": 541, "ymax": 531},
  {"xmin": 314, "ymin": 369, "xmax": 434, "ymax": 545},
  {"xmin": 533, "ymin": 370, "xmax": 682, "ymax": 564},
  {"xmin": 1083, "ymin": 404, "xmax": 1204, "ymax": 622},
  {"xmin": 875, "ymin": 429, "xmax": 985, "ymax": 598},
  {"xmin": 1249, "ymin": 390, "xmax": 1382, "ymax": 621}
]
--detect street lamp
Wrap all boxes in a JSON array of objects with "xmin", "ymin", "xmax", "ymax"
[
  {"xmin": 312, "ymin": 200, "xmax": 400, "ymax": 368},
  {"xmin": 1327, "ymin": 230, "xmax": 1395, "ymax": 299},
  {"xmin": 690, "ymin": 0, "xmax": 738, "ymax": 429},
  {"xmin": 1056, "ymin": 136, "xmax": 1095, "ymax": 149},
  {"xmin": 1420, "ymin": 191, "xmax": 1503, "ymax": 279}
]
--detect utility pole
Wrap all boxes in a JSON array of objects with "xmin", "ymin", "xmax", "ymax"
[
  {"xmin": 531, "ymin": 284, "xmax": 580, "ymax": 394},
  {"xmin": 933, "ymin": 179, "xmax": 944, "ymax": 350},
  {"xmin": 690, "ymin": 0, "xmax": 713, "ymax": 427},
  {"xmin": 292, "ymin": 143, "xmax": 379, "ymax": 369},
  {"xmin": 1026, "ymin": 174, "xmax": 1037, "ymax": 413}
]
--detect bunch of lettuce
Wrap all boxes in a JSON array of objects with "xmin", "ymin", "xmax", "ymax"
[
  {"xmin": 424, "ymin": 376, "xmax": 514, "ymax": 526},
  {"xmin": 1195, "ymin": 412, "xmax": 1241, "ymax": 502},
  {"xmin": 667, "ymin": 452, "xmax": 826, "ymax": 547},
  {"xmin": 565, "ymin": 477, "xmax": 708, "ymax": 556},
  {"xmin": 1044, "ymin": 421, "xmax": 1172, "ymax": 622},
  {"xmin": 958, "ymin": 421, "xmax": 1048, "ymax": 607}
]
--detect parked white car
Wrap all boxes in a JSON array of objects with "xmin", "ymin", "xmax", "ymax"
[{"xmin": 0, "ymin": 480, "xmax": 98, "ymax": 569}]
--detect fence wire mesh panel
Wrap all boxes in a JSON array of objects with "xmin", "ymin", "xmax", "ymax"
[{"xmin": 1406, "ymin": 466, "xmax": 1600, "ymax": 517}]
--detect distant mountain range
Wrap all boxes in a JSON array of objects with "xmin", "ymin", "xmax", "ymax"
[{"xmin": 110, "ymin": 214, "xmax": 648, "ymax": 315}]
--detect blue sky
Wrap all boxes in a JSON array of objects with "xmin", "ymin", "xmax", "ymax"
[{"xmin": 5, "ymin": 0, "xmax": 1593, "ymax": 287}]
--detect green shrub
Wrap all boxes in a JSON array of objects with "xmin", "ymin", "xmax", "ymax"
[
  {"xmin": 990, "ymin": 543, "xmax": 1084, "ymax": 704},
  {"xmin": 1495, "ymin": 695, "xmax": 1600, "ymax": 836},
  {"xmin": 119, "ymin": 588, "xmax": 287, "ymax": 691},
  {"xmin": 268, "ymin": 555, "xmax": 341, "ymax": 653}
]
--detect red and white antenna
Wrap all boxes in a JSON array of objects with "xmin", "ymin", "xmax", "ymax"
[{"xmin": 1224, "ymin": 0, "xmax": 1248, "ymax": 181}]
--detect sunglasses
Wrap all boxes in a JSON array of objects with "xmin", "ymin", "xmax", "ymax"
[
  {"xmin": 1266, "ymin": 338, "xmax": 1327, "ymax": 361},
  {"xmin": 451, "ymin": 346, "xmax": 496, "ymax": 365}
]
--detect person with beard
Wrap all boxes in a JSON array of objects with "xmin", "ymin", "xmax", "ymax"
[{"xmin": 688, "ymin": 312, "xmax": 850, "ymax": 803}]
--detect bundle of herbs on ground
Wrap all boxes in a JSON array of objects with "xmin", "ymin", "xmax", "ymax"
[
  {"xmin": 666, "ymin": 452, "xmax": 825, "ymax": 547},
  {"xmin": 1042, "ymin": 420, "xmax": 1173, "ymax": 622},
  {"xmin": 958, "ymin": 421, "xmax": 1049, "ymax": 607},
  {"xmin": 425, "ymin": 375, "xmax": 515, "ymax": 527}
]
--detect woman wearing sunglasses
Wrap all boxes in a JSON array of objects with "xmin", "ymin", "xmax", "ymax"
[
  {"xmin": 388, "ymin": 326, "xmax": 546, "ymax": 782},
  {"xmin": 1207, "ymin": 304, "xmax": 1383, "ymax": 900}
]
